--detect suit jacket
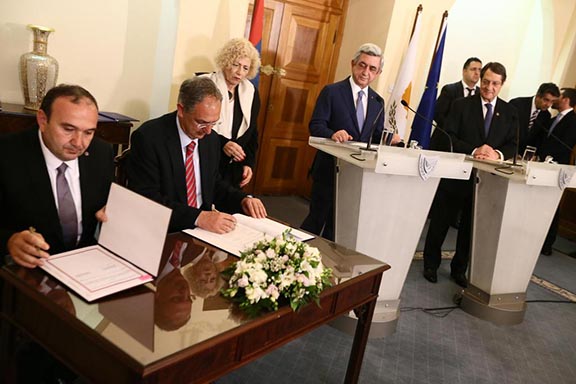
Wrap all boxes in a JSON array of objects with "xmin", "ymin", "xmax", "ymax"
[
  {"xmin": 528, "ymin": 110, "xmax": 576, "ymax": 165},
  {"xmin": 0, "ymin": 128, "xmax": 114, "ymax": 259},
  {"xmin": 127, "ymin": 112, "xmax": 247, "ymax": 232},
  {"xmin": 309, "ymin": 78, "xmax": 385, "ymax": 185},
  {"xmin": 444, "ymin": 93, "xmax": 518, "ymax": 159},
  {"xmin": 434, "ymin": 81, "xmax": 480, "ymax": 129},
  {"xmin": 509, "ymin": 96, "xmax": 552, "ymax": 153}
]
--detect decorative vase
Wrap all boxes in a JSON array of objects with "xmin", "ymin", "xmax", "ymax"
[{"xmin": 19, "ymin": 24, "xmax": 59, "ymax": 111}]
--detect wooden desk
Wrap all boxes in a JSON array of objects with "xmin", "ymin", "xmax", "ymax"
[
  {"xmin": 0, "ymin": 233, "xmax": 388, "ymax": 383},
  {"xmin": 0, "ymin": 103, "xmax": 135, "ymax": 153}
]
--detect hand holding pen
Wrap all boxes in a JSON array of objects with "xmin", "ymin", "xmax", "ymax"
[{"xmin": 6, "ymin": 227, "xmax": 50, "ymax": 268}]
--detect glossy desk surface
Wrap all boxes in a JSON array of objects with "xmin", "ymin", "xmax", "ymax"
[{"xmin": 1, "ymin": 232, "xmax": 388, "ymax": 383}]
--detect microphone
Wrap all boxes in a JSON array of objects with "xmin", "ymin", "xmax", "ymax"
[
  {"xmin": 364, "ymin": 95, "xmax": 384, "ymax": 151},
  {"xmin": 400, "ymin": 100, "xmax": 453, "ymax": 153}
]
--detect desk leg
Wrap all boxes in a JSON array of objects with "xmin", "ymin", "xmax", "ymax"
[
  {"xmin": 344, "ymin": 297, "xmax": 377, "ymax": 384},
  {"xmin": 1, "ymin": 283, "xmax": 17, "ymax": 383}
]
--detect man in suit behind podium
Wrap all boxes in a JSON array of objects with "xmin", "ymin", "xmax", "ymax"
[
  {"xmin": 301, "ymin": 43, "xmax": 396, "ymax": 241},
  {"xmin": 527, "ymin": 88, "xmax": 576, "ymax": 255},
  {"xmin": 128, "ymin": 77, "xmax": 266, "ymax": 234},
  {"xmin": 0, "ymin": 84, "xmax": 114, "ymax": 268},
  {"xmin": 423, "ymin": 62, "xmax": 518, "ymax": 287},
  {"xmin": 509, "ymin": 82, "xmax": 560, "ymax": 154},
  {"xmin": 433, "ymin": 57, "xmax": 482, "ymax": 130}
]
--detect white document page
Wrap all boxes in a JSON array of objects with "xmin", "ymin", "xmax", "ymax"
[
  {"xmin": 183, "ymin": 214, "xmax": 313, "ymax": 257},
  {"xmin": 40, "ymin": 183, "xmax": 172, "ymax": 301},
  {"xmin": 41, "ymin": 246, "xmax": 153, "ymax": 302},
  {"xmin": 99, "ymin": 183, "xmax": 172, "ymax": 275}
]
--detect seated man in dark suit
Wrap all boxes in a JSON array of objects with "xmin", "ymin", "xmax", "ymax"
[
  {"xmin": 423, "ymin": 62, "xmax": 518, "ymax": 287},
  {"xmin": 0, "ymin": 84, "xmax": 114, "ymax": 268},
  {"xmin": 509, "ymin": 82, "xmax": 560, "ymax": 154},
  {"xmin": 0, "ymin": 84, "xmax": 114, "ymax": 383},
  {"xmin": 528, "ymin": 88, "xmax": 576, "ymax": 255},
  {"xmin": 301, "ymin": 43, "xmax": 398, "ymax": 241},
  {"xmin": 128, "ymin": 77, "xmax": 266, "ymax": 234}
]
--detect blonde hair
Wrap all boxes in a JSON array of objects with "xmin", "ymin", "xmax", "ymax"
[{"xmin": 215, "ymin": 38, "xmax": 261, "ymax": 80}]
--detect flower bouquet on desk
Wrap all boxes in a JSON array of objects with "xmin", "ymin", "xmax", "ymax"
[{"xmin": 222, "ymin": 230, "xmax": 333, "ymax": 318}]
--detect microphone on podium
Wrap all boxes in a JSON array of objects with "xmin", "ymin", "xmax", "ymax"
[
  {"xmin": 400, "ymin": 99, "xmax": 453, "ymax": 153},
  {"xmin": 364, "ymin": 95, "xmax": 385, "ymax": 151}
]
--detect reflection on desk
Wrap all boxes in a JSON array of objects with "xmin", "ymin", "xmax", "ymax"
[{"xmin": 1, "ymin": 231, "xmax": 388, "ymax": 383}]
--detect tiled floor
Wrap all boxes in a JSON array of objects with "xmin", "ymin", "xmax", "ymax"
[{"xmin": 218, "ymin": 195, "xmax": 576, "ymax": 384}]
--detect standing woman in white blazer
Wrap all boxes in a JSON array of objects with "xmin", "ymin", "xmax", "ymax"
[{"xmin": 203, "ymin": 38, "xmax": 261, "ymax": 188}]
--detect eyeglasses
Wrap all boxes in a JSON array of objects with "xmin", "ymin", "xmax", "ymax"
[{"xmin": 194, "ymin": 120, "xmax": 222, "ymax": 130}]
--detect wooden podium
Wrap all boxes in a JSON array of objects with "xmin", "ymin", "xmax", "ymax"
[
  {"xmin": 461, "ymin": 160, "xmax": 576, "ymax": 324},
  {"xmin": 309, "ymin": 138, "xmax": 472, "ymax": 337}
]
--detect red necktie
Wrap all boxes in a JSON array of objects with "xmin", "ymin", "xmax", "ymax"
[
  {"xmin": 185, "ymin": 142, "xmax": 198, "ymax": 207},
  {"xmin": 170, "ymin": 240, "xmax": 184, "ymax": 267}
]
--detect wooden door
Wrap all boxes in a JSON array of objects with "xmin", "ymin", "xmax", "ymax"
[{"xmin": 246, "ymin": 0, "xmax": 348, "ymax": 196}]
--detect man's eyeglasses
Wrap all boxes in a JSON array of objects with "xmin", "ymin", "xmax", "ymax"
[{"xmin": 195, "ymin": 120, "xmax": 222, "ymax": 130}]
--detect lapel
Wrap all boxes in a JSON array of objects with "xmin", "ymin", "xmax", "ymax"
[
  {"xmin": 339, "ymin": 79, "xmax": 360, "ymax": 134},
  {"xmin": 166, "ymin": 113, "xmax": 188, "ymax": 204}
]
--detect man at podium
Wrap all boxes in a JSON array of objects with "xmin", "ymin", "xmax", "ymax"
[
  {"xmin": 423, "ymin": 62, "xmax": 518, "ymax": 287},
  {"xmin": 301, "ymin": 43, "xmax": 389, "ymax": 241}
]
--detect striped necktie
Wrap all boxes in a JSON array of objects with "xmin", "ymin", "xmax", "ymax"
[
  {"xmin": 528, "ymin": 109, "xmax": 539, "ymax": 130},
  {"xmin": 185, "ymin": 142, "xmax": 198, "ymax": 207}
]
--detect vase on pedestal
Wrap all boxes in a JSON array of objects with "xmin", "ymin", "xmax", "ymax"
[{"xmin": 19, "ymin": 24, "xmax": 59, "ymax": 111}]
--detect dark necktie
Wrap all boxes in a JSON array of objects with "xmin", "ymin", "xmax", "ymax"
[
  {"xmin": 56, "ymin": 163, "xmax": 78, "ymax": 249},
  {"xmin": 528, "ymin": 109, "xmax": 539, "ymax": 130},
  {"xmin": 185, "ymin": 142, "xmax": 198, "ymax": 207},
  {"xmin": 484, "ymin": 103, "xmax": 493, "ymax": 137},
  {"xmin": 356, "ymin": 90, "xmax": 365, "ymax": 132},
  {"xmin": 466, "ymin": 87, "xmax": 474, "ymax": 97}
]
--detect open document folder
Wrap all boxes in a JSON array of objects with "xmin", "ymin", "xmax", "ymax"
[
  {"xmin": 183, "ymin": 214, "xmax": 313, "ymax": 257},
  {"xmin": 40, "ymin": 183, "xmax": 172, "ymax": 302}
]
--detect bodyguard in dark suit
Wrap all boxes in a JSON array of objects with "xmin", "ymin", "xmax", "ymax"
[
  {"xmin": 128, "ymin": 77, "xmax": 267, "ymax": 234},
  {"xmin": 509, "ymin": 82, "xmax": 560, "ymax": 154},
  {"xmin": 528, "ymin": 88, "xmax": 576, "ymax": 254},
  {"xmin": 423, "ymin": 62, "xmax": 518, "ymax": 287},
  {"xmin": 301, "ymin": 43, "xmax": 392, "ymax": 241},
  {"xmin": 433, "ymin": 57, "xmax": 482, "ymax": 130},
  {"xmin": 0, "ymin": 85, "xmax": 114, "ymax": 268}
]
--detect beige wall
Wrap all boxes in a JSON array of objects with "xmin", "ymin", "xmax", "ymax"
[
  {"xmin": 0, "ymin": 0, "xmax": 177, "ymax": 122},
  {"xmin": 1, "ymin": 0, "xmax": 575, "ymax": 124}
]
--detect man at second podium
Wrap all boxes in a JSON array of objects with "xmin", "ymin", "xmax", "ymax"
[
  {"xmin": 301, "ymin": 43, "xmax": 395, "ymax": 241},
  {"xmin": 422, "ymin": 62, "xmax": 518, "ymax": 287}
]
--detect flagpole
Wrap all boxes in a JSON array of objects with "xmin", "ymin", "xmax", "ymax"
[
  {"xmin": 428, "ymin": 11, "xmax": 448, "ymax": 71},
  {"xmin": 409, "ymin": 5, "xmax": 423, "ymax": 39}
]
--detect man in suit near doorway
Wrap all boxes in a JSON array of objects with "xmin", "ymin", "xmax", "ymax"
[
  {"xmin": 528, "ymin": 88, "xmax": 576, "ymax": 255},
  {"xmin": 128, "ymin": 77, "xmax": 266, "ymax": 233},
  {"xmin": 510, "ymin": 82, "xmax": 560, "ymax": 154},
  {"xmin": 434, "ymin": 57, "xmax": 483, "ymax": 130},
  {"xmin": 301, "ymin": 43, "xmax": 397, "ymax": 241},
  {"xmin": 423, "ymin": 62, "xmax": 518, "ymax": 287},
  {"xmin": 0, "ymin": 84, "xmax": 114, "ymax": 268}
]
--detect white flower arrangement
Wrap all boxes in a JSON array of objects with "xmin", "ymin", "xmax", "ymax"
[{"xmin": 222, "ymin": 230, "xmax": 332, "ymax": 317}]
